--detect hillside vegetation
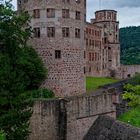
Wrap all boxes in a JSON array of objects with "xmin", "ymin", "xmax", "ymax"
[
  {"xmin": 120, "ymin": 26, "xmax": 140, "ymax": 65},
  {"xmin": 118, "ymin": 107, "xmax": 140, "ymax": 128},
  {"xmin": 118, "ymin": 75, "xmax": 140, "ymax": 128}
]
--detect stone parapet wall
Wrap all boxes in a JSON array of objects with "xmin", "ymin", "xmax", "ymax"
[
  {"xmin": 29, "ymin": 89, "xmax": 116, "ymax": 140},
  {"xmin": 116, "ymin": 65, "xmax": 140, "ymax": 79}
]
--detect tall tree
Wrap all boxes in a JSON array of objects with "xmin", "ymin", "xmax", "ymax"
[{"xmin": 0, "ymin": 2, "xmax": 50, "ymax": 140}]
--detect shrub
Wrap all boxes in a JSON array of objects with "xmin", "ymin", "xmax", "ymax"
[
  {"xmin": 123, "ymin": 84, "xmax": 140, "ymax": 107},
  {"xmin": 128, "ymin": 73, "xmax": 140, "ymax": 85},
  {"xmin": 32, "ymin": 89, "xmax": 55, "ymax": 99}
]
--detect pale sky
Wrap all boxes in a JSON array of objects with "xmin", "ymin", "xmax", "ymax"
[{"xmin": 11, "ymin": 0, "xmax": 140, "ymax": 28}]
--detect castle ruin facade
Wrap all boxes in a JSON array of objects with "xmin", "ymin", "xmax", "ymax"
[
  {"xmin": 15, "ymin": 1, "xmax": 140, "ymax": 139},
  {"xmin": 17, "ymin": 0, "xmax": 139, "ymax": 97},
  {"xmin": 86, "ymin": 10, "xmax": 120, "ymax": 77},
  {"xmin": 18, "ymin": 0, "xmax": 86, "ymax": 97}
]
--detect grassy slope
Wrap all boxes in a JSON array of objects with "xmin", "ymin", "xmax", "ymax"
[
  {"xmin": 118, "ymin": 107, "xmax": 140, "ymax": 128},
  {"xmin": 86, "ymin": 76, "xmax": 118, "ymax": 92}
]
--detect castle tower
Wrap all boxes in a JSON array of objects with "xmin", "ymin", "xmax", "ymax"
[
  {"xmin": 93, "ymin": 10, "xmax": 120, "ymax": 74},
  {"xmin": 17, "ymin": 0, "xmax": 86, "ymax": 97}
]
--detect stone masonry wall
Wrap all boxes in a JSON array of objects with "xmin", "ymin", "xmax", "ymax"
[
  {"xmin": 29, "ymin": 99, "xmax": 67, "ymax": 140},
  {"xmin": 29, "ymin": 89, "xmax": 117, "ymax": 140},
  {"xmin": 85, "ymin": 23, "xmax": 103, "ymax": 77},
  {"xmin": 93, "ymin": 10, "xmax": 120, "ymax": 74},
  {"xmin": 86, "ymin": 10, "xmax": 120, "ymax": 77},
  {"xmin": 18, "ymin": 0, "xmax": 86, "ymax": 97},
  {"xmin": 117, "ymin": 65, "xmax": 140, "ymax": 79}
]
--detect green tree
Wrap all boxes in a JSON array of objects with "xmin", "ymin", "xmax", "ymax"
[
  {"xmin": 118, "ymin": 84, "xmax": 140, "ymax": 128},
  {"xmin": 120, "ymin": 26, "xmax": 140, "ymax": 65},
  {"xmin": 0, "ymin": 2, "xmax": 51, "ymax": 140},
  {"xmin": 123, "ymin": 84, "xmax": 140, "ymax": 107}
]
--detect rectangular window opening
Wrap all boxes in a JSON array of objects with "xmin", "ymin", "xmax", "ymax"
[
  {"xmin": 62, "ymin": 9, "xmax": 70, "ymax": 18},
  {"xmin": 62, "ymin": 27, "xmax": 70, "ymax": 37},
  {"xmin": 33, "ymin": 9, "xmax": 40, "ymax": 18},
  {"xmin": 75, "ymin": 28, "xmax": 80, "ymax": 38},
  {"xmin": 47, "ymin": 27, "xmax": 55, "ymax": 37},
  {"xmin": 55, "ymin": 50, "xmax": 61, "ymax": 59},
  {"xmin": 47, "ymin": 8, "xmax": 55, "ymax": 18},
  {"xmin": 34, "ymin": 27, "xmax": 40, "ymax": 38},
  {"xmin": 76, "ymin": 11, "xmax": 81, "ymax": 20}
]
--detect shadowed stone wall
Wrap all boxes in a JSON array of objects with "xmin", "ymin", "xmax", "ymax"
[
  {"xmin": 84, "ymin": 115, "xmax": 140, "ymax": 140},
  {"xmin": 29, "ymin": 90, "xmax": 117, "ymax": 140}
]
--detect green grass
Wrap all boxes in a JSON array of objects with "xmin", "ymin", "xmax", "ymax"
[
  {"xmin": 86, "ymin": 76, "xmax": 118, "ymax": 92},
  {"xmin": 118, "ymin": 107, "xmax": 140, "ymax": 128}
]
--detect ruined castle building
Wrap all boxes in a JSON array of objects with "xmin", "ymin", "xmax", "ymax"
[
  {"xmin": 92, "ymin": 10, "xmax": 120, "ymax": 73},
  {"xmin": 85, "ymin": 23, "xmax": 103, "ymax": 76},
  {"xmin": 85, "ymin": 10, "xmax": 120, "ymax": 77},
  {"xmin": 17, "ymin": 0, "xmax": 86, "ymax": 97}
]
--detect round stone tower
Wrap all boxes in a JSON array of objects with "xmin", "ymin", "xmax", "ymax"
[
  {"xmin": 17, "ymin": 0, "xmax": 86, "ymax": 97},
  {"xmin": 94, "ymin": 10, "xmax": 120, "ymax": 70}
]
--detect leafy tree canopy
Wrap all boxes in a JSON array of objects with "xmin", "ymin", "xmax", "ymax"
[
  {"xmin": 123, "ymin": 84, "xmax": 140, "ymax": 107},
  {"xmin": 119, "ymin": 75, "xmax": 140, "ymax": 128},
  {"xmin": 120, "ymin": 26, "xmax": 140, "ymax": 65},
  {"xmin": 0, "ymin": 1, "xmax": 53, "ymax": 140}
]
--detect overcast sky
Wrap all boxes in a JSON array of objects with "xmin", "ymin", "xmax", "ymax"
[{"xmin": 11, "ymin": 0, "xmax": 140, "ymax": 28}]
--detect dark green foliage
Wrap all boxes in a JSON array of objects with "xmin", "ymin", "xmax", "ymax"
[
  {"xmin": 0, "ymin": 46, "xmax": 47, "ymax": 94},
  {"xmin": 123, "ymin": 74, "xmax": 140, "ymax": 107},
  {"xmin": 120, "ymin": 26, "xmax": 140, "ymax": 64},
  {"xmin": 119, "ymin": 83, "xmax": 140, "ymax": 127},
  {"xmin": 31, "ymin": 89, "xmax": 55, "ymax": 99},
  {"xmin": 128, "ymin": 74, "xmax": 140, "ymax": 85},
  {"xmin": 0, "ymin": 130, "xmax": 5, "ymax": 140},
  {"xmin": 0, "ymin": 2, "xmax": 52, "ymax": 140},
  {"xmin": 118, "ymin": 74, "xmax": 140, "ymax": 128},
  {"xmin": 123, "ymin": 84, "xmax": 140, "ymax": 107}
]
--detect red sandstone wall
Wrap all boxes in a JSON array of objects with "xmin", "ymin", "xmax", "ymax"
[
  {"xmin": 85, "ymin": 23, "xmax": 103, "ymax": 77},
  {"xmin": 85, "ymin": 10, "xmax": 120, "ymax": 77},
  {"xmin": 93, "ymin": 10, "xmax": 120, "ymax": 76}
]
